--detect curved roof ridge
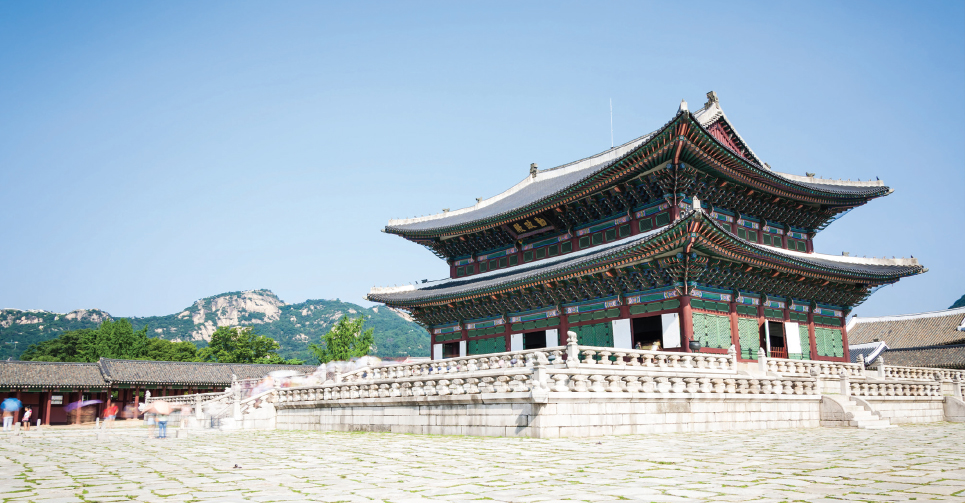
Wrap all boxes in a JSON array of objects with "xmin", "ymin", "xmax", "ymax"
[
  {"xmin": 851, "ymin": 306, "xmax": 965, "ymax": 324},
  {"xmin": 765, "ymin": 246, "xmax": 921, "ymax": 267},
  {"xmin": 386, "ymin": 130, "xmax": 659, "ymax": 228}
]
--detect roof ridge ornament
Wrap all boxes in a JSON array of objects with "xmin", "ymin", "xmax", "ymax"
[
  {"xmin": 530, "ymin": 163, "xmax": 538, "ymax": 178},
  {"xmin": 678, "ymin": 99, "xmax": 688, "ymax": 114},
  {"xmin": 704, "ymin": 91, "xmax": 719, "ymax": 107}
]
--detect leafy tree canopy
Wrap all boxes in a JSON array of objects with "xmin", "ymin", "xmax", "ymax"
[
  {"xmin": 310, "ymin": 315, "xmax": 374, "ymax": 363},
  {"xmin": 20, "ymin": 319, "xmax": 199, "ymax": 362},
  {"xmin": 197, "ymin": 326, "xmax": 304, "ymax": 364}
]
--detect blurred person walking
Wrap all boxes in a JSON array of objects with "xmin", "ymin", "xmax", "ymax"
[
  {"xmin": 20, "ymin": 407, "xmax": 32, "ymax": 431},
  {"xmin": 2, "ymin": 397, "xmax": 22, "ymax": 431}
]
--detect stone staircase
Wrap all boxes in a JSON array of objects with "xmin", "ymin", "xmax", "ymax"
[{"xmin": 820, "ymin": 395, "xmax": 893, "ymax": 429}]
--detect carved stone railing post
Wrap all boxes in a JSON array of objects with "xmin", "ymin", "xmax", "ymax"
[
  {"xmin": 566, "ymin": 331, "xmax": 580, "ymax": 368},
  {"xmin": 757, "ymin": 347, "xmax": 767, "ymax": 373},
  {"xmin": 840, "ymin": 369, "xmax": 850, "ymax": 397},
  {"xmin": 877, "ymin": 355, "xmax": 886, "ymax": 379}
]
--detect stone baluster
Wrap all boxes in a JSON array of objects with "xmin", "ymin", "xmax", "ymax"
[
  {"xmin": 582, "ymin": 350, "xmax": 597, "ymax": 365},
  {"xmin": 761, "ymin": 380, "xmax": 773, "ymax": 394},
  {"xmin": 693, "ymin": 377, "xmax": 709, "ymax": 393},
  {"xmin": 681, "ymin": 355, "xmax": 694, "ymax": 369},
  {"xmin": 597, "ymin": 351, "xmax": 612, "ymax": 365},
  {"xmin": 449, "ymin": 379, "xmax": 465, "ymax": 395},
  {"xmin": 748, "ymin": 379, "xmax": 760, "ymax": 394},
  {"xmin": 605, "ymin": 375, "xmax": 624, "ymax": 392},
  {"xmin": 723, "ymin": 378, "xmax": 736, "ymax": 394},
  {"xmin": 669, "ymin": 377, "xmax": 685, "ymax": 393},
  {"xmin": 656, "ymin": 354, "xmax": 668, "ymax": 368},
  {"xmin": 389, "ymin": 383, "xmax": 401, "ymax": 397},
  {"xmin": 550, "ymin": 374, "xmax": 569, "ymax": 392},
  {"xmin": 512, "ymin": 375, "xmax": 530, "ymax": 392},
  {"xmin": 493, "ymin": 376, "xmax": 511, "ymax": 393},
  {"xmin": 669, "ymin": 355, "xmax": 680, "ymax": 368},
  {"xmin": 613, "ymin": 352, "xmax": 627, "ymax": 367},
  {"xmin": 569, "ymin": 375, "xmax": 589, "ymax": 392},
  {"xmin": 624, "ymin": 376, "xmax": 641, "ymax": 392},
  {"xmin": 479, "ymin": 377, "xmax": 496, "ymax": 393},
  {"xmin": 587, "ymin": 375, "xmax": 606, "ymax": 392},
  {"xmin": 772, "ymin": 380, "xmax": 784, "ymax": 395},
  {"xmin": 656, "ymin": 377, "xmax": 671, "ymax": 393},
  {"xmin": 434, "ymin": 380, "xmax": 450, "ymax": 395},
  {"xmin": 641, "ymin": 376, "xmax": 656, "ymax": 393}
]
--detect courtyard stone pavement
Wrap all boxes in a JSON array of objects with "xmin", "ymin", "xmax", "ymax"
[{"xmin": 1, "ymin": 423, "xmax": 964, "ymax": 503}]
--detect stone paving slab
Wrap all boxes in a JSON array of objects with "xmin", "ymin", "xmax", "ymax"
[{"xmin": 1, "ymin": 423, "xmax": 964, "ymax": 502}]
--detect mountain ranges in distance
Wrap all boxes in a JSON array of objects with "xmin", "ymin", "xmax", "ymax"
[{"xmin": 0, "ymin": 289, "xmax": 429, "ymax": 362}]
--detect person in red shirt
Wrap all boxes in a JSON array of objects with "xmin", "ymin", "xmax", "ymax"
[{"xmin": 104, "ymin": 403, "xmax": 119, "ymax": 429}]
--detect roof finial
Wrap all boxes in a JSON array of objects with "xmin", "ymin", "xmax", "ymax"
[
  {"xmin": 678, "ymin": 99, "xmax": 688, "ymax": 113},
  {"xmin": 705, "ymin": 91, "xmax": 719, "ymax": 107},
  {"xmin": 530, "ymin": 163, "xmax": 538, "ymax": 178}
]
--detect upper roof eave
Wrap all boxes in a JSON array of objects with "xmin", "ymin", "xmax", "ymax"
[{"xmin": 385, "ymin": 99, "xmax": 891, "ymax": 238}]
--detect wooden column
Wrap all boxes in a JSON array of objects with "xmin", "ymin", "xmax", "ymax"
[
  {"xmin": 133, "ymin": 386, "xmax": 140, "ymax": 417},
  {"xmin": 806, "ymin": 232, "xmax": 815, "ymax": 254},
  {"xmin": 44, "ymin": 390, "xmax": 52, "ymax": 426},
  {"xmin": 680, "ymin": 295, "xmax": 693, "ymax": 352},
  {"xmin": 757, "ymin": 303, "xmax": 766, "ymax": 355},
  {"xmin": 840, "ymin": 315, "xmax": 850, "ymax": 361},
  {"xmin": 807, "ymin": 309, "xmax": 818, "ymax": 360},
  {"xmin": 74, "ymin": 389, "xmax": 83, "ymax": 425},
  {"xmin": 729, "ymin": 297, "xmax": 739, "ymax": 351},
  {"xmin": 14, "ymin": 390, "xmax": 21, "ymax": 423}
]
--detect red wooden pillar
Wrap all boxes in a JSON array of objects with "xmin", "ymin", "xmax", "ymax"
[
  {"xmin": 840, "ymin": 315, "xmax": 850, "ymax": 361},
  {"xmin": 133, "ymin": 386, "xmax": 141, "ymax": 417},
  {"xmin": 781, "ymin": 232, "xmax": 788, "ymax": 250},
  {"xmin": 680, "ymin": 295, "xmax": 693, "ymax": 352},
  {"xmin": 807, "ymin": 309, "xmax": 818, "ymax": 360},
  {"xmin": 559, "ymin": 310, "xmax": 570, "ymax": 347},
  {"xmin": 806, "ymin": 232, "xmax": 815, "ymax": 254},
  {"xmin": 757, "ymin": 303, "xmax": 766, "ymax": 355},
  {"xmin": 14, "ymin": 390, "xmax": 21, "ymax": 423},
  {"xmin": 729, "ymin": 297, "xmax": 739, "ymax": 351},
  {"xmin": 43, "ymin": 390, "xmax": 52, "ymax": 426}
]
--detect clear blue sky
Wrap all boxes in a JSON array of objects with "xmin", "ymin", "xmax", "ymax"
[{"xmin": 1, "ymin": 1, "xmax": 962, "ymax": 318}]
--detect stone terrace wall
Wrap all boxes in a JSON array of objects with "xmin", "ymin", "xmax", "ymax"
[
  {"xmin": 276, "ymin": 394, "xmax": 821, "ymax": 438},
  {"xmin": 859, "ymin": 397, "xmax": 946, "ymax": 424}
]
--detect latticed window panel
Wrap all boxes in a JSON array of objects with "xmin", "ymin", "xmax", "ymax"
[
  {"xmin": 467, "ymin": 336, "xmax": 506, "ymax": 356},
  {"xmin": 815, "ymin": 327, "xmax": 843, "ymax": 358},
  {"xmin": 737, "ymin": 317, "xmax": 759, "ymax": 360},
  {"xmin": 572, "ymin": 321, "xmax": 613, "ymax": 348},
  {"xmin": 692, "ymin": 312, "xmax": 731, "ymax": 350},
  {"xmin": 795, "ymin": 325, "xmax": 811, "ymax": 360}
]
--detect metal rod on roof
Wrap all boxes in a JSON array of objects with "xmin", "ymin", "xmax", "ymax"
[{"xmin": 610, "ymin": 98, "xmax": 613, "ymax": 149}]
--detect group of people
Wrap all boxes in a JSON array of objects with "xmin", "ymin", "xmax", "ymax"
[{"xmin": 1, "ymin": 398, "xmax": 32, "ymax": 431}]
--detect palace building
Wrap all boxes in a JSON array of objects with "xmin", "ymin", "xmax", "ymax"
[{"xmin": 368, "ymin": 92, "xmax": 925, "ymax": 363}]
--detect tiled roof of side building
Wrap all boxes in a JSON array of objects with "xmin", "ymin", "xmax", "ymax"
[
  {"xmin": 98, "ymin": 359, "xmax": 317, "ymax": 385},
  {"xmin": 846, "ymin": 307, "xmax": 965, "ymax": 348},
  {"xmin": 369, "ymin": 211, "xmax": 924, "ymax": 304},
  {"xmin": 848, "ymin": 341, "xmax": 889, "ymax": 366},
  {"xmin": 0, "ymin": 361, "xmax": 108, "ymax": 387},
  {"xmin": 386, "ymin": 97, "xmax": 887, "ymax": 235},
  {"xmin": 879, "ymin": 345, "xmax": 965, "ymax": 370}
]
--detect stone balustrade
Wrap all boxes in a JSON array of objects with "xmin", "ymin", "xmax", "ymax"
[
  {"xmin": 849, "ymin": 380, "xmax": 943, "ymax": 398},
  {"xmin": 145, "ymin": 392, "xmax": 224, "ymax": 404},
  {"xmin": 547, "ymin": 371, "xmax": 817, "ymax": 396},
  {"xmin": 764, "ymin": 358, "xmax": 864, "ymax": 378},
  {"xmin": 351, "ymin": 347, "xmax": 564, "ymax": 382},
  {"xmin": 875, "ymin": 365, "xmax": 963, "ymax": 382},
  {"xmin": 577, "ymin": 346, "xmax": 736, "ymax": 372}
]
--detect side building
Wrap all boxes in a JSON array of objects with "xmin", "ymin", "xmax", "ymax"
[
  {"xmin": 0, "ymin": 359, "xmax": 313, "ymax": 425},
  {"xmin": 848, "ymin": 306, "xmax": 965, "ymax": 369},
  {"xmin": 368, "ymin": 92, "xmax": 925, "ymax": 362}
]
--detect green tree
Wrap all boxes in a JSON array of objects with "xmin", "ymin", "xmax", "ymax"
[
  {"xmin": 20, "ymin": 320, "xmax": 200, "ymax": 363},
  {"xmin": 198, "ymin": 326, "xmax": 303, "ymax": 364},
  {"xmin": 310, "ymin": 315, "xmax": 374, "ymax": 363}
]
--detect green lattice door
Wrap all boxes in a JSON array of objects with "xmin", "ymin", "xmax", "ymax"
[
  {"xmin": 692, "ymin": 312, "xmax": 731, "ymax": 350},
  {"xmin": 794, "ymin": 325, "xmax": 811, "ymax": 360},
  {"xmin": 815, "ymin": 328, "xmax": 843, "ymax": 358},
  {"xmin": 467, "ymin": 336, "xmax": 506, "ymax": 356},
  {"xmin": 737, "ymin": 317, "xmax": 760, "ymax": 360},
  {"xmin": 573, "ymin": 322, "xmax": 613, "ymax": 347}
]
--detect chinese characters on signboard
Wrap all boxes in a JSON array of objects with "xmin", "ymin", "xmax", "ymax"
[{"xmin": 511, "ymin": 216, "xmax": 550, "ymax": 235}]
